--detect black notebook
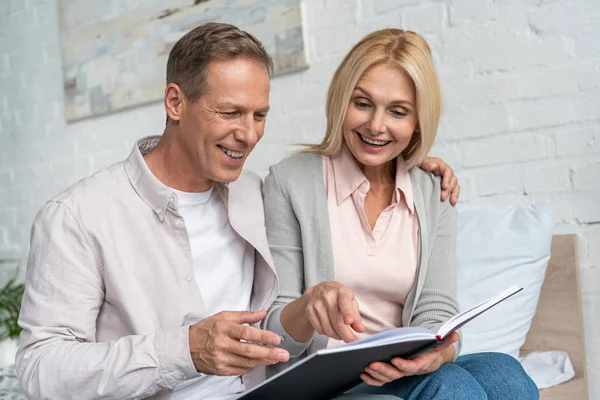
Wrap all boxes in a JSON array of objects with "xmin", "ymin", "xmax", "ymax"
[{"xmin": 236, "ymin": 285, "xmax": 523, "ymax": 400}]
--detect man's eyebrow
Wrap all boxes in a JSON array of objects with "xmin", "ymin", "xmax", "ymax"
[{"xmin": 216, "ymin": 102, "xmax": 270, "ymax": 113}]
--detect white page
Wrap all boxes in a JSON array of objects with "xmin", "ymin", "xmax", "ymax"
[
  {"xmin": 436, "ymin": 285, "xmax": 523, "ymax": 339},
  {"xmin": 322, "ymin": 327, "xmax": 434, "ymax": 353}
]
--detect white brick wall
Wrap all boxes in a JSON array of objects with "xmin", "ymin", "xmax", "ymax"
[{"xmin": 0, "ymin": 0, "xmax": 599, "ymax": 396}]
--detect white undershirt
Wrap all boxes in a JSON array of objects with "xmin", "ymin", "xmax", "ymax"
[{"xmin": 171, "ymin": 186, "xmax": 255, "ymax": 400}]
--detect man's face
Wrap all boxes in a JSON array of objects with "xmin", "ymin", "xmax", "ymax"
[{"xmin": 178, "ymin": 58, "xmax": 270, "ymax": 184}]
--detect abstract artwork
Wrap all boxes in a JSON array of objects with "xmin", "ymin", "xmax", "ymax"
[{"xmin": 58, "ymin": 0, "xmax": 308, "ymax": 121}]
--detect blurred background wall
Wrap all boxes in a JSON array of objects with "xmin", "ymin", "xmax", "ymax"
[{"xmin": 0, "ymin": 0, "xmax": 598, "ymax": 396}]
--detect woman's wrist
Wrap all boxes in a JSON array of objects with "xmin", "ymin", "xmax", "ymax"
[
  {"xmin": 443, "ymin": 342, "xmax": 456, "ymax": 364},
  {"xmin": 280, "ymin": 292, "xmax": 315, "ymax": 343}
]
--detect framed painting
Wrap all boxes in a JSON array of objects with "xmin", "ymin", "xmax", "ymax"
[{"xmin": 58, "ymin": 0, "xmax": 308, "ymax": 121}]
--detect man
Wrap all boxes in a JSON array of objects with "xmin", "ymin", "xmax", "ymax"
[{"xmin": 16, "ymin": 23, "xmax": 459, "ymax": 399}]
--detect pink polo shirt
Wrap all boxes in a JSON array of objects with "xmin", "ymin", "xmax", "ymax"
[{"xmin": 324, "ymin": 145, "xmax": 418, "ymax": 348}]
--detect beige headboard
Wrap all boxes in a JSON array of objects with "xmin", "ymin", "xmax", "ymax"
[{"xmin": 521, "ymin": 234, "xmax": 589, "ymax": 399}]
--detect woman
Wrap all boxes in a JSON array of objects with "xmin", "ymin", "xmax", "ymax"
[{"xmin": 261, "ymin": 29, "xmax": 538, "ymax": 399}]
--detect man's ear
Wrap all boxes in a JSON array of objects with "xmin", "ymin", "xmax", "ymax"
[{"xmin": 165, "ymin": 83, "xmax": 184, "ymax": 122}]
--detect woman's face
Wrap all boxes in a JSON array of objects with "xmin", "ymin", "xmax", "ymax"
[{"xmin": 342, "ymin": 63, "xmax": 418, "ymax": 168}]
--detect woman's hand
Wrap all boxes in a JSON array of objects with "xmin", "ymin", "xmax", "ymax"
[
  {"xmin": 360, "ymin": 332, "xmax": 459, "ymax": 386},
  {"xmin": 280, "ymin": 281, "xmax": 365, "ymax": 343},
  {"xmin": 303, "ymin": 281, "xmax": 366, "ymax": 343}
]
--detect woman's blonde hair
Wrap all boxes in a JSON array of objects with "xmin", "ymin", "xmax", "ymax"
[{"xmin": 302, "ymin": 29, "xmax": 441, "ymax": 169}]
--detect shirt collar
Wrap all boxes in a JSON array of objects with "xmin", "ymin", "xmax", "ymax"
[
  {"xmin": 123, "ymin": 136, "xmax": 229, "ymax": 221},
  {"xmin": 124, "ymin": 136, "xmax": 173, "ymax": 221},
  {"xmin": 331, "ymin": 144, "xmax": 414, "ymax": 213},
  {"xmin": 331, "ymin": 144, "xmax": 368, "ymax": 204},
  {"xmin": 394, "ymin": 156, "xmax": 415, "ymax": 213}
]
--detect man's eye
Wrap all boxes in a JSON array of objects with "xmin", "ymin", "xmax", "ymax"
[
  {"xmin": 254, "ymin": 113, "xmax": 267, "ymax": 120},
  {"xmin": 221, "ymin": 111, "xmax": 239, "ymax": 118}
]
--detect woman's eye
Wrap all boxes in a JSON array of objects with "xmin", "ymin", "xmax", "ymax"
[
  {"xmin": 390, "ymin": 109, "xmax": 407, "ymax": 118},
  {"xmin": 355, "ymin": 101, "xmax": 371, "ymax": 109}
]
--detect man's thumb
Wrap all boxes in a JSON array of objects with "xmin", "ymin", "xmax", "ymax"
[{"xmin": 225, "ymin": 310, "xmax": 267, "ymax": 324}]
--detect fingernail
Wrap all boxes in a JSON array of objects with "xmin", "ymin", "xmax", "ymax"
[
  {"xmin": 278, "ymin": 351, "xmax": 289, "ymax": 362},
  {"xmin": 269, "ymin": 335, "xmax": 281, "ymax": 346}
]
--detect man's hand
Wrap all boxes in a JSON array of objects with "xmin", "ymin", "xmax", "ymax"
[
  {"xmin": 359, "ymin": 332, "xmax": 459, "ymax": 387},
  {"xmin": 303, "ymin": 281, "xmax": 365, "ymax": 343},
  {"xmin": 420, "ymin": 157, "xmax": 460, "ymax": 206},
  {"xmin": 188, "ymin": 310, "xmax": 290, "ymax": 376}
]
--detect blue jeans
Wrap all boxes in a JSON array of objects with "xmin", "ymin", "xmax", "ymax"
[{"xmin": 346, "ymin": 352, "xmax": 539, "ymax": 399}]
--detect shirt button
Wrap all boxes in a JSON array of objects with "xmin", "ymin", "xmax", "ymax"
[
  {"xmin": 187, "ymin": 277, "xmax": 192, "ymax": 282},
  {"xmin": 175, "ymin": 220, "xmax": 182, "ymax": 228},
  {"xmin": 155, "ymin": 208, "xmax": 162, "ymax": 215}
]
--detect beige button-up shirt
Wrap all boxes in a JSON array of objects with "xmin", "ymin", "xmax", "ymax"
[{"xmin": 16, "ymin": 137, "xmax": 278, "ymax": 399}]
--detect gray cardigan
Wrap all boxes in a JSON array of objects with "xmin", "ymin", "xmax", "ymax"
[{"xmin": 261, "ymin": 152, "xmax": 460, "ymax": 375}]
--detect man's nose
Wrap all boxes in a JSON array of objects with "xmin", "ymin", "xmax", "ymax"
[{"xmin": 235, "ymin": 115, "xmax": 260, "ymax": 146}]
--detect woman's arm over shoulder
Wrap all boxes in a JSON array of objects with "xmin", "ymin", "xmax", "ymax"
[{"xmin": 410, "ymin": 169, "xmax": 461, "ymax": 356}]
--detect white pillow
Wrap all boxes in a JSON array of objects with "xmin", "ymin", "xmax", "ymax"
[{"xmin": 456, "ymin": 201, "xmax": 554, "ymax": 358}]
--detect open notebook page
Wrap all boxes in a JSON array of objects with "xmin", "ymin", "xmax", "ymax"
[
  {"xmin": 324, "ymin": 327, "xmax": 434, "ymax": 353},
  {"xmin": 436, "ymin": 285, "xmax": 523, "ymax": 339}
]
